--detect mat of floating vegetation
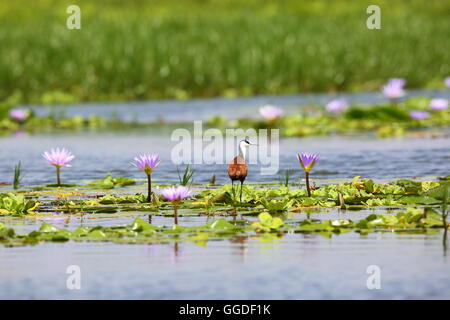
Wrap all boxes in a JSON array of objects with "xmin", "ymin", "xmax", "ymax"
[
  {"xmin": 0, "ymin": 207, "xmax": 447, "ymax": 247},
  {"xmin": 1, "ymin": 177, "xmax": 448, "ymax": 217},
  {"xmin": 2, "ymin": 98, "xmax": 449, "ymax": 138}
]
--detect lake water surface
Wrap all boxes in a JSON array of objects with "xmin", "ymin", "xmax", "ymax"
[{"xmin": 1, "ymin": 93, "xmax": 450, "ymax": 299}]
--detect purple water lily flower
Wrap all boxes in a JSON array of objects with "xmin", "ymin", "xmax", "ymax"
[
  {"xmin": 161, "ymin": 185, "xmax": 190, "ymax": 225},
  {"xmin": 382, "ymin": 82, "xmax": 405, "ymax": 100},
  {"xmin": 162, "ymin": 185, "xmax": 190, "ymax": 203},
  {"xmin": 9, "ymin": 108, "xmax": 29, "ymax": 122},
  {"xmin": 387, "ymin": 78, "xmax": 406, "ymax": 88},
  {"xmin": 43, "ymin": 148, "xmax": 75, "ymax": 168},
  {"xmin": 409, "ymin": 111, "xmax": 430, "ymax": 120},
  {"xmin": 444, "ymin": 77, "xmax": 450, "ymax": 88},
  {"xmin": 259, "ymin": 105, "xmax": 284, "ymax": 120},
  {"xmin": 297, "ymin": 153, "xmax": 320, "ymax": 197},
  {"xmin": 326, "ymin": 99, "xmax": 348, "ymax": 113},
  {"xmin": 298, "ymin": 153, "xmax": 320, "ymax": 172},
  {"xmin": 430, "ymin": 98, "xmax": 448, "ymax": 111},
  {"xmin": 42, "ymin": 148, "xmax": 75, "ymax": 186},
  {"xmin": 132, "ymin": 154, "xmax": 160, "ymax": 202},
  {"xmin": 132, "ymin": 154, "xmax": 160, "ymax": 175}
]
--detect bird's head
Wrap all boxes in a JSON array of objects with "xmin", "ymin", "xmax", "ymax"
[{"xmin": 239, "ymin": 137, "xmax": 257, "ymax": 149}]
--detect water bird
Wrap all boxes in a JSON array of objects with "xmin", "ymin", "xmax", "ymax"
[{"xmin": 228, "ymin": 137, "xmax": 256, "ymax": 202}]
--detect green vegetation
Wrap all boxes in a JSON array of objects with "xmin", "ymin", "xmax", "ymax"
[
  {"xmin": 0, "ymin": 207, "xmax": 448, "ymax": 247},
  {"xmin": 0, "ymin": 193, "xmax": 40, "ymax": 216},
  {"xmin": 211, "ymin": 97, "xmax": 450, "ymax": 138},
  {"xmin": 2, "ymin": 177, "xmax": 449, "ymax": 216},
  {"xmin": 201, "ymin": 177, "xmax": 449, "ymax": 210},
  {"xmin": 0, "ymin": 175, "xmax": 448, "ymax": 246},
  {"xmin": 88, "ymin": 174, "xmax": 135, "ymax": 189},
  {"xmin": 13, "ymin": 162, "xmax": 22, "ymax": 190},
  {"xmin": 0, "ymin": 97, "xmax": 448, "ymax": 138},
  {"xmin": 0, "ymin": 0, "xmax": 449, "ymax": 104},
  {"xmin": 177, "ymin": 165, "xmax": 195, "ymax": 187}
]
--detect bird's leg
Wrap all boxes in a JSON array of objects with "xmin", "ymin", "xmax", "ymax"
[
  {"xmin": 230, "ymin": 180, "xmax": 237, "ymax": 214},
  {"xmin": 240, "ymin": 181, "xmax": 244, "ymax": 203},
  {"xmin": 231, "ymin": 180, "xmax": 235, "ymax": 200}
]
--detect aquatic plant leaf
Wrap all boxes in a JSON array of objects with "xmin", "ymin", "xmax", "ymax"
[
  {"xmin": 260, "ymin": 198, "xmax": 289, "ymax": 212},
  {"xmin": 210, "ymin": 219, "xmax": 235, "ymax": 230},
  {"xmin": 50, "ymin": 234, "xmax": 70, "ymax": 242},
  {"xmin": 39, "ymin": 223, "xmax": 63, "ymax": 233},
  {"xmin": 86, "ymin": 229, "xmax": 107, "ymax": 239},
  {"xmin": 398, "ymin": 195, "xmax": 440, "ymax": 205},
  {"xmin": 297, "ymin": 220, "xmax": 333, "ymax": 232},
  {"xmin": 131, "ymin": 218, "xmax": 158, "ymax": 232},
  {"xmin": 364, "ymin": 179, "xmax": 374, "ymax": 193},
  {"xmin": 88, "ymin": 174, "xmax": 135, "ymax": 189},
  {"xmin": 395, "ymin": 179, "xmax": 422, "ymax": 193},
  {"xmin": 211, "ymin": 192, "xmax": 233, "ymax": 204},
  {"xmin": 351, "ymin": 176, "xmax": 361, "ymax": 186},
  {"xmin": 252, "ymin": 212, "xmax": 284, "ymax": 232},
  {"xmin": 380, "ymin": 215, "xmax": 399, "ymax": 226},
  {"xmin": 331, "ymin": 219, "xmax": 352, "ymax": 227},
  {"xmin": 0, "ymin": 193, "xmax": 39, "ymax": 216},
  {"xmin": 0, "ymin": 223, "xmax": 14, "ymax": 238},
  {"xmin": 366, "ymin": 218, "xmax": 385, "ymax": 228},
  {"xmin": 71, "ymin": 227, "xmax": 89, "ymax": 236},
  {"xmin": 426, "ymin": 183, "xmax": 450, "ymax": 200}
]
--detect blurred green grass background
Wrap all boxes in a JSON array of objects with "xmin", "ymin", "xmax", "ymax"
[{"xmin": 0, "ymin": 0, "xmax": 449, "ymax": 104}]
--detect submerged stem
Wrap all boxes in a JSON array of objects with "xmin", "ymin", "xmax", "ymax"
[
  {"xmin": 147, "ymin": 173, "xmax": 152, "ymax": 203},
  {"xmin": 56, "ymin": 166, "xmax": 61, "ymax": 187},
  {"xmin": 305, "ymin": 171, "xmax": 311, "ymax": 197}
]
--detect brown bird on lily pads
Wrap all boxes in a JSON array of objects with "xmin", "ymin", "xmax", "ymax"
[{"xmin": 227, "ymin": 137, "xmax": 256, "ymax": 202}]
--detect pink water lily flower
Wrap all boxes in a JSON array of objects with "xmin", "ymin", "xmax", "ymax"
[
  {"xmin": 387, "ymin": 78, "xmax": 406, "ymax": 88},
  {"xmin": 132, "ymin": 154, "xmax": 160, "ymax": 203},
  {"xmin": 409, "ymin": 111, "xmax": 430, "ymax": 120},
  {"xmin": 326, "ymin": 99, "xmax": 348, "ymax": 113},
  {"xmin": 297, "ymin": 153, "xmax": 320, "ymax": 197},
  {"xmin": 382, "ymin": 82, "xmax": 405, "ymax": 100},
  {"xmin": 444, "ymin": 77, "xmax": 450, "ymax": 88},
  {"xmin": 43, "ymin": 148, "xmax": 75, "ymax": 168},
  {"xmin": 42, "ymin": 148, "xmax": 75, "ymax": 186},
  {"xmin": 429, "ymin": 98, "xmax": 448, "ymax": 111},
  {"xmin": 297, "ymin": 153, "xmax": 320, "ymax": 173},
  {"xmin": 259, "ymin": 105, "xmax": 284, "ymax": 120},
  {"xmin": 9, "ymin": 108, "xmax": 29, "ymax": 122},
  {"xmin": 132, "ymin": 154, "xmax": 160, "ymax": 175},
  {"xmin": 161, "ymin": 185, "xmax": 190, "ymax": 225},
  {"xmin": 162, "ymin": 185, "xmax": 190, "ymax": 203}
]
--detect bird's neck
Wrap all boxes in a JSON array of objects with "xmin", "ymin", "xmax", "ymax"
[{"xmin": 239, "ymin": 143, "xmax": 246, "ymax": 160}]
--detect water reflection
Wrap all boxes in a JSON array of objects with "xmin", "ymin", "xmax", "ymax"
[{"xmin": 443, "ymin": 228, "xmax": 448, "ymax": 256}]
